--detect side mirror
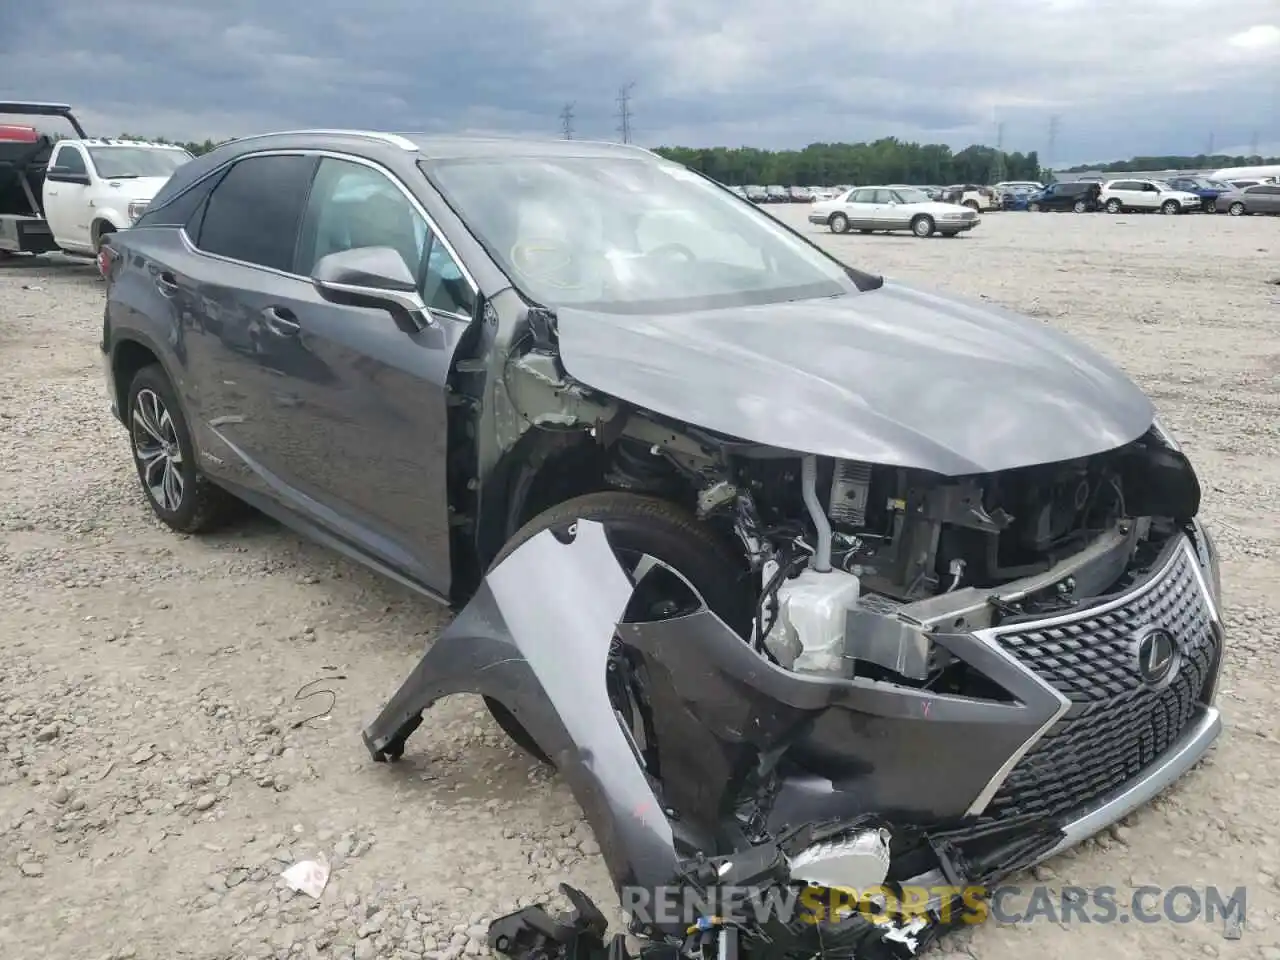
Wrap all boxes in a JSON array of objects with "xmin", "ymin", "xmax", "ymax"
[
  {"xmin": 47, "ymin": 167, "xmax": 91, "ymax": 185},
  {"xmin": 311, "ymin": 246, "xmax": 430, "ymax": 333}
]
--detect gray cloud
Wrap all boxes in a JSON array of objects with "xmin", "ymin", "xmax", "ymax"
[{"xmin": 2, "ymin": 0, "xmax": 1277, "ymax": 163}]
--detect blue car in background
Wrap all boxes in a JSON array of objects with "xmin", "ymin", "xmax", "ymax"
[{"xmin": 1163, "ymin": 176, "xmax": 1234, "ymax": 213}]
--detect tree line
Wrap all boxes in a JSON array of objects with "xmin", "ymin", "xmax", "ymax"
[
  {"xmin": 1059, "ymin": 152, "xmax": 1279, "ymax": 173},
  {"xmin": 114, "ymin": 132, "xmax": 1280, "ymax": 186}
]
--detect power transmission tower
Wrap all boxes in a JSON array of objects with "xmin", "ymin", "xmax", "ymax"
[
  {"xmin": 616, "ymin": 82, "xmax": 635, "ymax": 144},
  {"xmin": 559, "ymin": 102, "xmax": 575, "ymax": 140},
  {"xmin": 1046, "ymin": 115, "xmax": 1060, "ymax": 176},
  {"xmin": 992, "ymin": 121, "xmax": 1007, "ymax": 181}
]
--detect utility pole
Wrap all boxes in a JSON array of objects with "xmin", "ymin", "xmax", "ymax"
[
  {"xmin": 1046, "ymin": 115, "xmax": 1060, "ymax": 177},
  {"xmin": 559, "ymin": 102, "xmax": 575, "ymax": 140},
  {"xmin": 616, "ymin": 82, "xmax": 635, "ymax": 144}
]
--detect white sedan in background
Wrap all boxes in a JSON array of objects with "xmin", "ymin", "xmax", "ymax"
[{"xmin": 808, "ymin": 185, "xmax": 981, "ymax": 238}]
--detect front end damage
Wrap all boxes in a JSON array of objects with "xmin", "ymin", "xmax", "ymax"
[{"xmin": 364, "ymin": 484, "xmax": 1224, "ymax": 957}]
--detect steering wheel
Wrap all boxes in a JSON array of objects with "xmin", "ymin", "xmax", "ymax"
[
  {"xmin": 510, "ymin": 238, "xmax": 581, "ymax": 289},
  {"xmin": 645, "ymin": 242, "xmax": 697, "ymax": 262}
]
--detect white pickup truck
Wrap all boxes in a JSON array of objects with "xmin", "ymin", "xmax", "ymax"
[{"xmin": 0, "ymin": 101, "xmax": 191, "ymax": 264}]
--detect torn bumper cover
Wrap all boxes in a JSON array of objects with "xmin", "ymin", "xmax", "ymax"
[{"xmin": 363, "ymin": 520, "xmax": 1224, "ymax": 957}]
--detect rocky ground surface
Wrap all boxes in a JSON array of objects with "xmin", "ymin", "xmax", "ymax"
[{"xmin": 1, "ymin": 208, "xmax": 1278, "ymax": 960}]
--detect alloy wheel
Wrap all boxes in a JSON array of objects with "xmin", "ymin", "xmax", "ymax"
[{"xmin": 131, "ymin": 388, "xmax": 185, "ymax": 512}]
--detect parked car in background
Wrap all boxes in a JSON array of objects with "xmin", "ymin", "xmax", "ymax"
[
  {"xmin": 1099, "ymin": 179, "xmax": 1201, "ymax": 214},
  {"xmin": 999, "ymin": 184, "xmax": 1041, "ymax": 210},
  {"xmin": 1216, "ymin": 183, "xmax": 1280, "ymax": 216},
  {"xmin": 808, "ymin": 185, "xmax": 980, "ymax": 237},
  {"xmin": 1162, "ymin": 177, "xmax": 1233, "ymax": 214},
  {"xmin": 1026, "ymin": 181, "xmax": 1101, "ymax": 213},
  {"xmin": 765, "ymin": 184, "xmax": 788, "ymax": 202},
  {"xmin": 744, "ymin": 185, "xmax": 768, "ymax": 203},
  {"xmin": 810, "ymin": 186, "xmax": 840, "ymax": 201},
  {"xmin": 727, "ymin": 185, "xmax": 748, "ymax": 199},
  {"xmin": 939, "ymin": 183, "xmax": 1000, "ymax": 211},
  {"xmin": 788, "ymin": 185, "xmax": 813, "ymax": 203}
]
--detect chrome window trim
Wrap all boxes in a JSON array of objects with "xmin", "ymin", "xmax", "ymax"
[
  {"xmin": 230, "ymin": 129, "xmax": 421, "ymax": 151},
  {"xmin": 964, "ymin": 533, "xmax": 1205, "ymax": 817},
  {"xmin": 172, "ymin": 147, "xmax": 479, "ymax": 319}
]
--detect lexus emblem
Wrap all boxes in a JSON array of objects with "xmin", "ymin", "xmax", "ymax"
[{"xmin": 1135, "ymin": 627, "xmax": 1177, "ymax": 685}]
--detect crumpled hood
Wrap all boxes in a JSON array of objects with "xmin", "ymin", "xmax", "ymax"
[{"xmin": 555, "ymin": 281, "xmax": 1154, "ymax": 475}]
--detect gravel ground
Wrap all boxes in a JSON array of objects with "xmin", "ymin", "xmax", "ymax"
[{"xmin": 1, "ymin": 208, "xmax": 1278, "ymax": 960}]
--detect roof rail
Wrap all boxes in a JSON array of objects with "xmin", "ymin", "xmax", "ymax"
[{"xmin": 229, "ymin": 129, "xmax": 420, "ymax": 151}]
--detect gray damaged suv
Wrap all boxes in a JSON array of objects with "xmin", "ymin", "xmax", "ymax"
[{"xmin": 101, "ymin": 132, "xmax": 1225, "ymax": 956}]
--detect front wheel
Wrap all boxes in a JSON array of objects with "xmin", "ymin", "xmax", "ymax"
[
  {"xmin": 1228, "ymin": 202, "xmax": 1245, "ymax": 216},
  {"xmin": 1105, "ymin": 199, "xmax": 1122, "ymax": 214},
  {"xmin": 1028, "ymin": 202, "xmax": 1040, "ymax": 212},
  {"xmin": 1203, "ymin": 200, "xmax": 1216, "ymax": 214},
  {"xmin": 1161, "ymin": 199, "xmax": 1180, "ymax": 215},
  {"xmin": 911, "ymin": 215, "xmax": 935, "ymax": 238},
  {"xmin": 483, "ymin": 492, "xmax": 752, "ymax": 764},
  {"xmin": 829, "ymin": 213, "xmax": 849, "ymax": 234},
  {"xmin": 1072, "ymin": 200, "xmax": 1087, "ymax": 213}
]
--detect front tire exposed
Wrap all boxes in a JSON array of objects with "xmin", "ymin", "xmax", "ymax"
[
  {"xmin": 483, "ymin": 492, "xmax": 752, "ymax": 763},
  {"xmin": 911, "ymin": 215, "xmax": 935, "ymax": 238},
  {"xmin": 126, "ymin": 364, "xmax": 237, "ymax": 534},
  {"xmin": 829, "ymin": 213, "xmax": 849, "ymax": 234},
  {"xmin": 1072, "ymin": 199, "xmax": 1087, "ymax": 213},
  {"xmin": 1228, "ymin": 202, "xmax": 1245, "ymax": 216},
  {"xmin": 1105, "ymin": 198, "xmax": 1122, "ymax": 214}
]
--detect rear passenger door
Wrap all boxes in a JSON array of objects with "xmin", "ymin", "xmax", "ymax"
[{"xmin": 179, "ymin": 151, "xmax": 476, "ymax": 594}]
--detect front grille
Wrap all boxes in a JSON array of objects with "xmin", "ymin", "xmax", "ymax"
[
  {"xmin": 961, "ymin": 211, "xmax": 976, "ymax": 220},
  {"xmin": 985, "ymin": 539, "xmax": 1217, "ymax": 823}
]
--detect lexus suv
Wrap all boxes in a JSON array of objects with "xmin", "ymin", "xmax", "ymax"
[{"xmin": 101, "ymin": 130, "xmax": 1225, "ymax": 955}]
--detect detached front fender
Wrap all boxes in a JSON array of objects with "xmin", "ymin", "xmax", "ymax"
[{"xmin": 362, "ymin": 521, "xmax": 681, "ymax": 906}]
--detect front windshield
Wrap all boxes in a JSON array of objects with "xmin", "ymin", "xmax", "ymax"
[
  {"xmin": 1205, "ymin": 180, "xmax": 1231, "ymax": 190},
  {"xmin": 893, "ymin": 188, "xmax": 930, "ymax": 203},
  {"xmin": 88, "ymin": 146, "xmax": 191, "ymax": 179},
  {"xmin": 422, "ymin": 155, "xmax": 855, "ymax": 314}
]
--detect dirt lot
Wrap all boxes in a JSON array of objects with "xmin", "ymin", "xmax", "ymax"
[{"xmin": 1, "ymin": 208, "xmax": 1278, "ymax": 960}]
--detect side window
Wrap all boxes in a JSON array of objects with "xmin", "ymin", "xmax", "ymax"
[
  {"xmin": 297, "ymin": 157, "xmax": 475, "ymax": 317},
  {"xmin": 849, "ymin": 189, "xmax": 875, "ymax": 203},
  {"xmin": 53, "ymin": 144, "xmax": 87, "ymax": 175},
  {"xmin": 871, "ymin": 189, "xmax": 896, "ymax": 204},
  {"xmin": 134, "ymin": 170, "xmax": 226, "ymax": 229},
  {"xmin": 195, "ymin": 154, "xmax": 318, "ymax": 272}
]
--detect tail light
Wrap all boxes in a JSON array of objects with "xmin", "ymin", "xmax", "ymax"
[{"xmin": 97, "ymin": 244, "xmax": 114, "ymax": 280}]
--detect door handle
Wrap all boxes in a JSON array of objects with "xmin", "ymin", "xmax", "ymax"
[
  {"xmin": 262, "ymin": 306, "xmax": 300, "ymax": 336},
  {"xmin": 155, "ymin": 271, "xmax": 179, "ymax": 297}
]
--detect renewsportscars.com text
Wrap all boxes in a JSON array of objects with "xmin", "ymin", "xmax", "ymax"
[{"xmin": 620, "ymin": 884, "xmax": 1247, "ymax": 928}]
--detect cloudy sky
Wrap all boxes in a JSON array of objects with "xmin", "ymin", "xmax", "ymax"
[{"xmin": 3, "ymin": 0, "xmax": 1277, "ymax": 165}]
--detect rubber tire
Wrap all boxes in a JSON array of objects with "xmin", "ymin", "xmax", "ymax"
[
  {"xmin": 911, "ymin": 215, "xmax": 935, "ymax": 238},
  {"xmin": 483, "ymin": 492, "xmax": 752, "ymax": 764},
  {"xmin": 1228, "ymin": 202, "xmax": 1245, "ymax": 216},
  {"xmin": 829, "ymin": 213, "xmax": 849, "ymax": 234},
  {"xmin": 1161, "ymin": 199, "xmax": 1180, "ymax": 215},
  {"xmin": 1072, "ymin": 200, "xmax": 1087, "ymax": 213},
  {"xmin": 1106, "ymin": 199, "xmax": 1122, "ymax": 214},
  {"xmin": 126, "ymin": 364, "xmax": 238, "ymax": 534},
  {"xmin": 1028, "ymin": 203, "xmax": 1040, "ymax": 212},
  {"xmin": 1203, "ymin": 200, "xmax": 1216, "ymax": 214},
  {"xmin": 963, "ymin": 200, "xmax": 980, "ymax": 211},
  {"xmin": 858, "ymin": 228, "xmax": 874, "ymax": 234}
]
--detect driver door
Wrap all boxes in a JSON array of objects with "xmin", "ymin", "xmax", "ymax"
[
  {"xmin": 873, "ymin": 189, "xmax": 908, "ymax": 228},
  {"xmin": 43, "ymin": 142, "xmax": 93, "ymax": 250}
]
